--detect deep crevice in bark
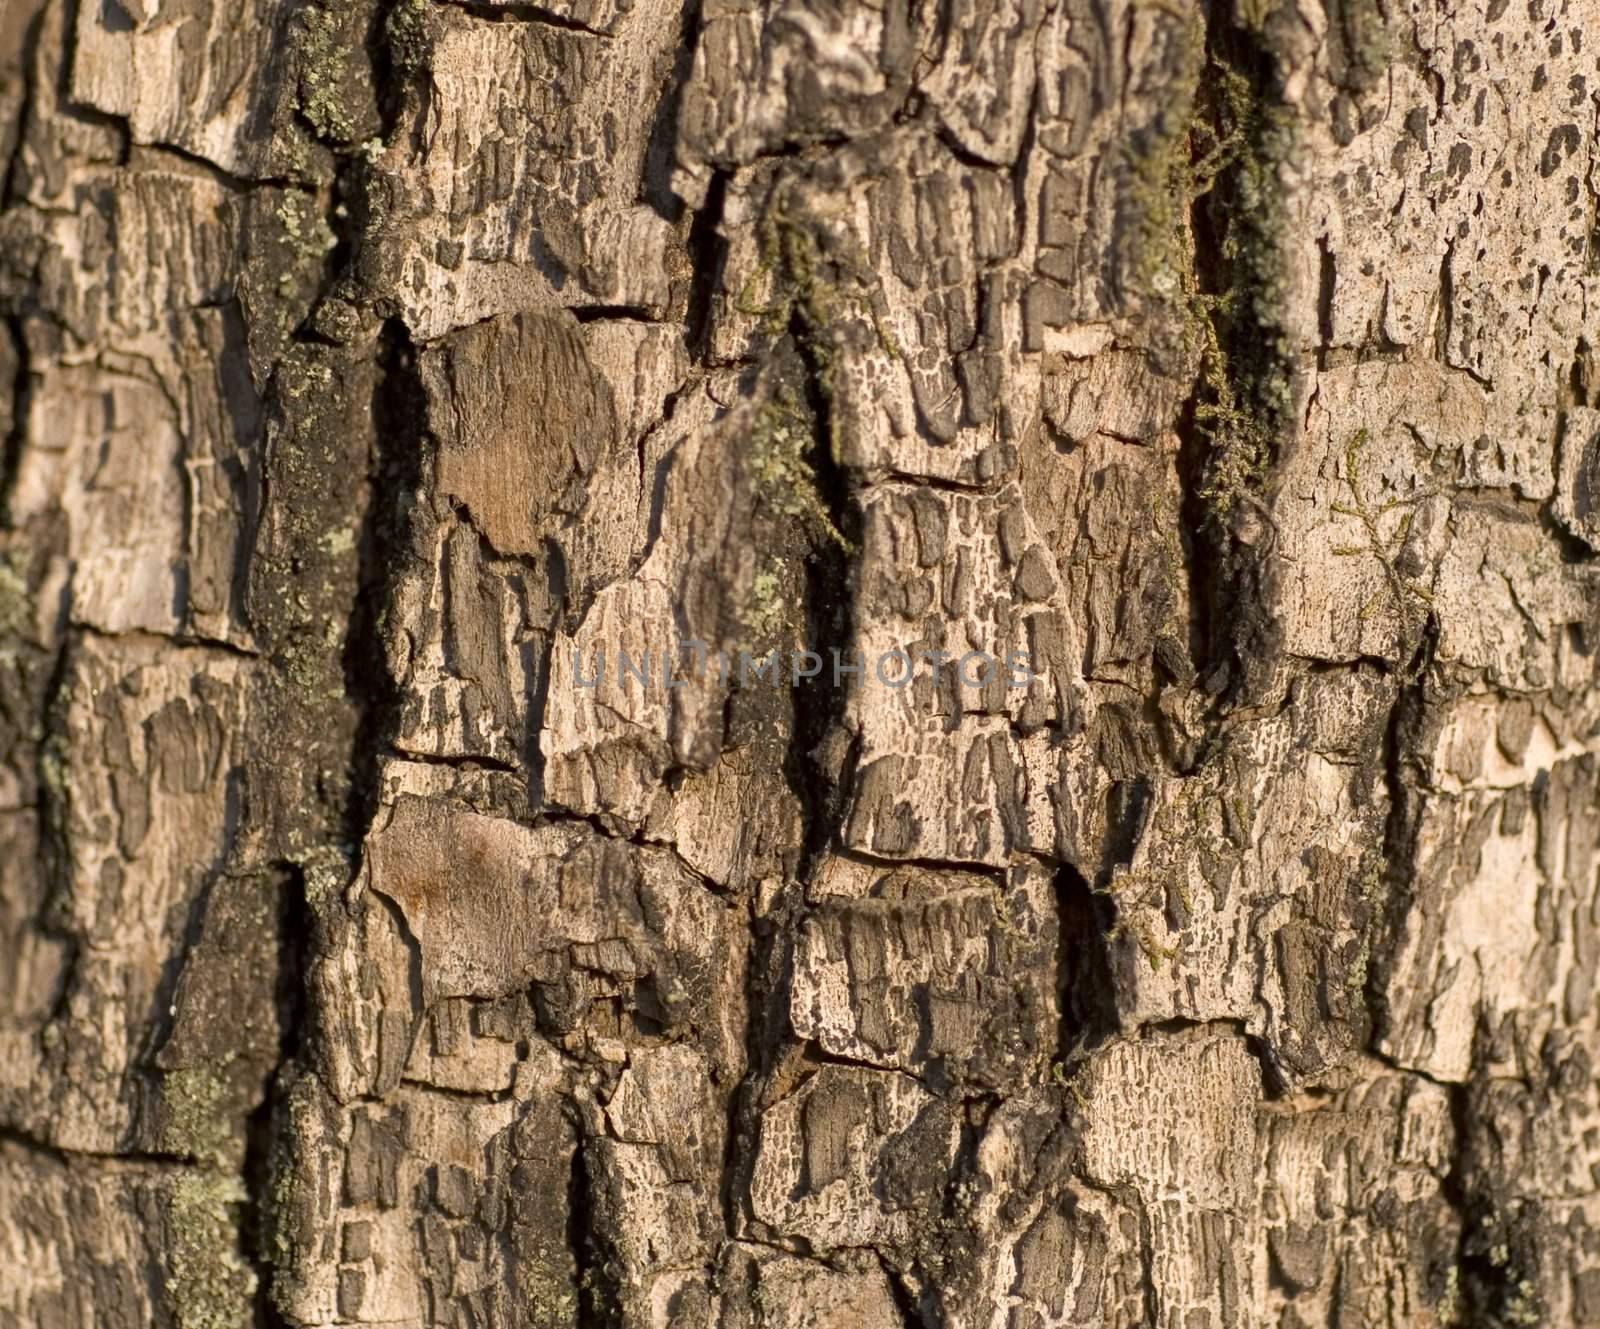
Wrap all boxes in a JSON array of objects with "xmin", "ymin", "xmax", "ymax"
[
  {"xmin": 0, "ymin": 314, "xmax": 28, "ymax": 524},
  {"xmin": 0, "ymin": 1124, "xmax": 197, "ymax": 1166},
  {"xmin": 1364, "ymin": 613, "xmax": 1438, "ymax": 1048},
  {"xmin": 441, "ymin": 0, "xmax": 611, "ymax": 37},
  {"xmin": 569, "ymin": 305, "xmax": 660, "ymax": 323},
  {"xmin": 642, "ymin": 0, "xmax": 700, "ymax": 221},
  {"xmin": 372, "ymin": 0, "xmax": 426, "ymax": 141},
  {"xmin": 785, "ymin": 321, "xmax": 860, "ymax": 881},
  {"xmin": 55, "ymin": 0, "xmax": 130, "ymax": 166},
  {"xmin": 0, "ymin": 3, "xmax": 43, "ymax": 208},
  {"xmin": 1173, "ymin": 366, "xmax": 1216, "ymax": 694},
  {"xmin": 32, "ymin": 625, "xmax": 77, "ymax": 1029},
  {"xmin": 570, "ymin": 1121, "xmax": 621, "ymax": 1328},
  {"xmin": 243, "ymin": 869, "xmax": 313, "ymax": 1329},
  {"xmin": 1441, "ymin": 1073, "xmax": 1547, "ymax": 1328},
  {"xmin": 721, "ymin": 876, "xmax": 807, "ymax": 1248},
  {"xmin": 342, "ymin": 317, "xmax": 426, "ymax": 852},
  {"xmin": 882, "ymin": 1254, "xmax": 936, "ymax": 1329},
  {"xmin": 1179, "ymin": 1, "xmax": 1295, "ymax": 709},
  {"xmin": 1055, "ymin": 862, "xmax": 1119, "ymax": 1057},
  {"xmin": 685, "ymin": 168, "xmax": 729, "ymax": 359}
]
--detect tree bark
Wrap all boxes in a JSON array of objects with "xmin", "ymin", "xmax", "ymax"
[{"xmin": 2, "ymin": 0, "xmax": 1598, "ymax": 1324}]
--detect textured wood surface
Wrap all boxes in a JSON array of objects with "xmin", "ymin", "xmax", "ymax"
[{"xmin": 3, "ymin": 0, "xmax": 1600, "ymax": 1325}]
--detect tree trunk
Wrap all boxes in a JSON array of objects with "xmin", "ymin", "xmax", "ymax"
[{"xmin": 2, "ymin": 0, "xmax": 1598, "ymax": 1324}]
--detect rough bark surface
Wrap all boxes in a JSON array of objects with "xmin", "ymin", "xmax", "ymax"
[{"xmin": 2, "ymin": 0, "xmax": 1599, "ymax": 1326}]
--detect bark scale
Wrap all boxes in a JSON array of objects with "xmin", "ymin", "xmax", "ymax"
[{"xmin": 1, "ymin": 0, "xmax": 1597, "ymax": 1326}]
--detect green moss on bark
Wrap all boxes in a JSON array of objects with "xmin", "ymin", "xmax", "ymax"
[{"xmin": 165, "ymin": 1171, "xmax": 257, "ymax": 1329}]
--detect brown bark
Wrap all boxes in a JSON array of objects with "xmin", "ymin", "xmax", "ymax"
[{"xmin": 2, "ymin": 0, "xmax": 1598, "ymax": 1326}]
